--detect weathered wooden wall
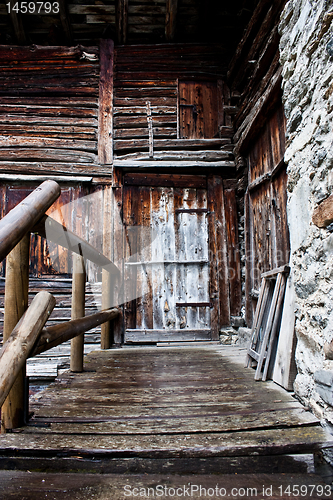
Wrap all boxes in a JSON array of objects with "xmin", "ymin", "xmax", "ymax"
[
  {"xmin": 227, "ymin": 0, "xmax": 290, "ymax": 327},
  {"xmin": 0, "ymin": 45, "xmax": 101, "ymax": 176},
  {"xmin": 0, "ymin": 182, "xmax": 105, "ymax": 282},
  {"xmin": 113, "ymin": 44, "xmax": 235, "ymax": 164}
]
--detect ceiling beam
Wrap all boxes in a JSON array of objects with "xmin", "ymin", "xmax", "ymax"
[
  {"xmin": 9, "ymin": 10, "xmax": 27, "ymax": 45},
  {"xmin": 165, "ymin": 0, "xmax": 178, "ymax": 41},
  {"xmin": 117, "ymin": 0, "xmax": 128, "ymax": 44},
  {"xmin": 58, "ymin": 0, "xmax": 74, "ymax": 45}
]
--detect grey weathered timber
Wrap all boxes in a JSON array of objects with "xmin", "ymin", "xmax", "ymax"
[
  {"xmin": 70, "ymin": 255, "xmax": 86, "ymax": 373},
  {"xmin": 246, "ymin": 266, "xmax": 290, "ymax": 381},
  {"xmin": 0, "ymin": 292, "xmax": 56, "ymax": 409},
  {"xmin": 0, "ymin": 346, "xmax": 331, "ymax": 474},
  {"xmin": 0, "ymin": 180, "xmax": 60, "ymax": 263},
  {"xmin": 101, "ymin": 185, "xmax": 113, "ymax": 349}
]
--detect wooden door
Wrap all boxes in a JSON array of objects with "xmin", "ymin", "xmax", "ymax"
[
  {"xmin": 178, "ymin": 80, "xmax": 219, "ymax": 139},
  {"xmin": 245, "ymin": 105, "xmax": 290, "ymax": 326},
  {"xmin": 123, "ymin": 175, "xmax": 213, "ymax": 343}
]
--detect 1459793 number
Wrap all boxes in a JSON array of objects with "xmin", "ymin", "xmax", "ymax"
[
  {"xmin": 6, "ymin": 2, "xmax": 60, "ymax": 14},
  {"xmin": 278, "ymin": 484, "xmax": 332, "ymax": 497}
]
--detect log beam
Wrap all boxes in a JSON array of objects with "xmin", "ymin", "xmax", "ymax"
[
  {"xmin": 58, "ymin": 0, "xmax": 74, "ymax": 45},
  {"xmin": 70, "ymin": 254, "xmax": 86, "ymax": 373},
  {"xmin": 1, "ymin": 234, "xmax": 30, "ymax": 431},
  {"xmin": 165, "ymin": 0, "xmax": 178, "ymax": 41},
  {"xmin": 98, "ymin": 39, "xmax": 114, "ymax": 165},
  {"xmin": 30, "ymin": 308, "xmax": 120, "ymax": 357},
  {"xmin": 0, "ymin": 180, "xmax": 60, "ymax": 264},
  {"xmin": 0, "ymin": 291, "xmax": 56, "ymax": 426},
  {"xmin": 116, "ymin": 0, "xmax": 128, "ymax": 44},
  {"xmin": 9, "ymin": 9, "xmax": 27, "ymax": 45}
]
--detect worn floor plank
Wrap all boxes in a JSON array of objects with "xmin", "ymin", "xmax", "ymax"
[
  {"xmin": 0, "ymin": 471, "xmax": 332, "ymax": 500},
  {"xmin": 0, "ymin": 345, "xmax": 332, "ymax": 471}
]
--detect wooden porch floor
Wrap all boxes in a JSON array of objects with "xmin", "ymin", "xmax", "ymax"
[{"xmin": 0, "ymin": 345, "xmax": 332, "ymax": 476}]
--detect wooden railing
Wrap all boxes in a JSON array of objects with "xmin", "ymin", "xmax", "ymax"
[{"xmin": 0, "ymin": 181, "xmax": 120, "ymax": 433}]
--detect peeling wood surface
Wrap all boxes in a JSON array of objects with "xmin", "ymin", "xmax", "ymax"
[
  {"xmin": 123, "ymin": 179, "xmax": 211, "ymax": 341},
  {"xmin": 0, "ymin": 345, "xmax": 330, "ymax": 461}
]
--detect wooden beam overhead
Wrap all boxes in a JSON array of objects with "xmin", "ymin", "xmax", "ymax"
[
  {"xmin": 165, "ymin": 0, "xmax": 178, "ymax": 41},
  {"xmin": 58, "ymin": 0, "xmax": 74, "ymax": 45},
  {"xmin": 8, "ymin": 10, "xmax": 27, "ymax": 45},
  {"xmin": 117, "ymin": 0, "xmax": 129, "ymax": 44}
]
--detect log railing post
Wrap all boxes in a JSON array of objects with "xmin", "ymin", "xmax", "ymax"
[
  {"xmin": 0, "ymin": 292, "xmax": 56, "ymax": 411},
  {"xmin": 1, "ymin": 234, "xmax": 30, "ymax": 432},
  {"xmin": 70, "ymin": 253, "xmax": 86, "ymax": 372},
  {"xmin": 101, "ymin": 269, "xmax": 112, "ymax": 349}
]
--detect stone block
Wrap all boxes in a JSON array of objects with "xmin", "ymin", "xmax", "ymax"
[
  {"xmin": 230, "ymin": 316, "xmax": 245, "ymax": 328},
  {"xmin": 237, "ymin": 327, "xmax": 252, "ymax": 347},
  {"xmin": 314, "ymin": 370, "xmax": 333, "ymax": 387},
  {"xmin": 312, "ymin": 193, "xmax": 333, "ymax": 228}
]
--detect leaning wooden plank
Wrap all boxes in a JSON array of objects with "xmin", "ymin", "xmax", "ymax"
[
  {"xmin": 0, "ymin": 291, "xmax": 56, "ymax": 408},
  {"xmin": 254, "ymin": 273, "xmax": 283, "ymax": 380},
  {"xmin": 30, "ymin": 308, "xmax": 120, "ymax": 356},
  {"xmin": 261, "ymin": 264, "xmax": 290, "ymax": 278},
  {"xmin": 262, "ymin": 272, "xmax": 288, "ymax": 381},
  {"xmin": 0, "ymin": 180, "xmax": 60, "ymax": 263},
  {"xmin": 246, "ymin": 278, "xmax": 269, "ymax": 367},
  {"xmin": 272, "ymin": 274, "xmax": 297, "ymax": 389}
]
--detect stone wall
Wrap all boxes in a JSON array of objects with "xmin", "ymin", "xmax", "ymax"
[{"xmin": 279, "ymin": 0, "xmax": 333, "ymax": 423}]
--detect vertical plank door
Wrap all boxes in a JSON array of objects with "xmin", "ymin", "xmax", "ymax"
[{"xmin": 123, "ymin": 174, "xmax": 213, "ymax": 343}]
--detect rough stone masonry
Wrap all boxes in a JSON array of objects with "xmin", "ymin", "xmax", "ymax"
[{"xmin": 279, "ymin": 0, "xmax": 333, "ymax": 424}]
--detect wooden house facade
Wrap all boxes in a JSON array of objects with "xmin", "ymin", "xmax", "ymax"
[{"xmin": 0, "ymin": 0, "xmax": 290, "ymax": 349}]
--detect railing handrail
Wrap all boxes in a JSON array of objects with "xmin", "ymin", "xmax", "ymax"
[
  {"xmin": 0, "ymin": 181, "xmax": 120, "ymax": 432},
  {"xmin": 0, "ymin": 291, "xmax": 56, "ymax": 409},
  {"xmin": 0, "ymin": 180, "xmax": 60, "ymax": 263},
  {"xmin": 30, "ymin": 307, "xmax": 120, "ymax": 357}
]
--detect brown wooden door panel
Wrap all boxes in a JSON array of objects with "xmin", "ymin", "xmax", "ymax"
[
  {"xmin": 123, "ymin": 178, "xmax": 213, "ymax": 341},
  {"xmin": 178, "ymin": 81, "xmax": 219, "ymax": 139}
]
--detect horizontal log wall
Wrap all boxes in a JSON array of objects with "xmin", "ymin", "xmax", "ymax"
[
  {"xmin": 0, "ymin": 46, "xmax": 100, "ymax": 176},
  {"xmin": 113, "ymin": 44, "xmax": 235, "ymax": 162}
]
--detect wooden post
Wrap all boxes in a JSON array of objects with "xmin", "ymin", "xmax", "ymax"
[
  {"xmin": 1, "ymin": 234, "xmax": 30, "ymax": 432},
  {"xmin": 101, "ymin": 269, "xmax": 112, "ymax": 349},
  {"xmin": 0, "ymin": 292, "xmax": 56, "ymax": 409},
  {"xmin": 70, "ymin": 253, "xmax": 86, "ymax": 372},
  {"xmin": 101, "ymin": 184, "xmax": 113, "ymax": 349}
]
